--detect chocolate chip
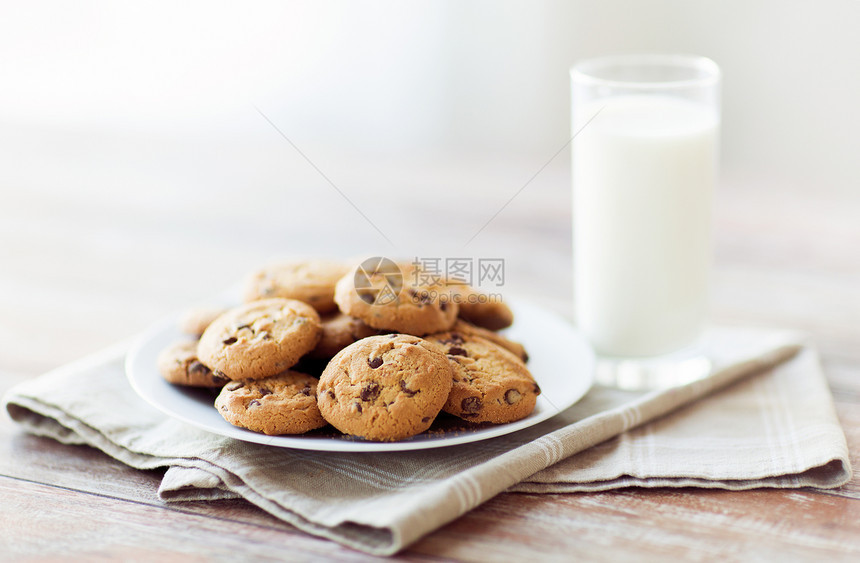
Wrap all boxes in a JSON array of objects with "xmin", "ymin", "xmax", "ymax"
[
  {"xmin": 300, "ymin": 385, "xmax": 311, "ymax": 396},
  {"xmin": 235, "ymin": 323, "xmax": 251, "ymax": 331},
  {"xmin": 504, "ymin": 389, "xmax": 522, "ymax": 404},
  {"xmin": 223, "ymin": 337, "xmax": 238, "ymax": 345},
  {"xmin": 188, "ymin": 361, "xmax": 210, "ymax": 377},
  {"xmin": 248, "ymin": 399, "xmax": 261, "ymax": 408},
  {"xmin": 259, "ymin": 388, "xmax": 272, "ymax": 396},
  {"xmin": 448, "ymin": 346, "xmax": 468, "ymax": 357},
  {"xmin": 460, "ymin": 412, "xmax": 480, "ymax": 419},
  {"xmin": 399, "ymin": 380, "xmax": 419, "ymax": 397},
  {"xmin": 440, "ymin": 302, "xmax": 448, "ymax": 311},
  {"xmin": 226, "ymin": 381, "xmax": 244, "ymax": 391},
  {"xmin": 461, "ymin": 396, "xmax": 482, "ymax": 414},
  {"xmin": 359, "ymin": 292, "xmax": 375, "ymax": 304},
  {"xmin": 327, "ymin": 390, "xmax": 336, "ymax": 400},
  {"xmin": 408, "ymin": 288, "xmax": 433, "ymax": 305},
  {"xmin": 533, "ymin": 383, "xmax": 541, "ymax": 395},
  {"xmin": 259, "ymin": 331, "xmax": 272, "ymax": 340},
  {"xmin": 421, "ymin": 416, "xmax": 431, "ymax": 423},
  {"xmin": 440, "ymin": 333, "xmax": 464, "ymax": 345},
  {"xmin": 360, "ymin": 381, "xmax": 381, "ymax": 402},
  {"xmin": 523, "ymin": 351, "xmax": 530, "ymax": 363},
  {"xmin": 368, "ymin": 357, "xmax": 383, "ymax": 369},
  {"xmin": 353, "ymin": 401, "xmax": 363, "ymax": 414},
  {"xmin": 210, "ymin": 371, "xmax": 230, "ymax": 385}
]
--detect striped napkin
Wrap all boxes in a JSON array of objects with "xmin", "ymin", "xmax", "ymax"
[{"xmin": 2, "ymin": 326, "xmax": 851, "ymax": 555}]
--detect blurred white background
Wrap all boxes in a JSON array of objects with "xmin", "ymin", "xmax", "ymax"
[
  {"xmin": 3, "ymin": 0, "xmax": 859, "ymax": 180},
  {"xmin": 2, "ymin": 0, "xmax": 859, "ymax": 371}
]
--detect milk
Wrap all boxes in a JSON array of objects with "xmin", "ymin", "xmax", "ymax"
[{"xmin": 572, "ymin": 95, "xmax": 718, "ymax": 357}]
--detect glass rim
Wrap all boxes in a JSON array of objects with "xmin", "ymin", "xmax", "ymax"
[{"xmin": 570, "ymin": 54, "xmax": 720, "ymax": 90}]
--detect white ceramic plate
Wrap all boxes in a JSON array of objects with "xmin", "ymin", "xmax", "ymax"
[{"xmin": 126, "ymin": 300, "xmax": 594, "ymax": 452}]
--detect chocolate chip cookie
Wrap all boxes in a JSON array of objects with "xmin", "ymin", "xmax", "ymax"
[
  {"xmin": 178, "ymin": 305, "xmax": 229, "ymax": 337},
  {"xmin": 310, "ymin": 312, "xmax": 384, "ymax": 359},
  {"xmin": 334, "ymin": 261, "xmax": 458, "ymax": 336},
  {"xmin": 317, "ymin": 334, "xmax": 453, "ymax": 441},
  {"xmin": 215, "ymin": 371, "xmax": 327, "ymax": 435},
  {"xmin": 157, "ymin": 340, "xmax": 231, "ymax": 387},
  {"xmin": 426, "ymin": 332, "xmax": 540, "ymax": 423},
  {"xmin": 197, "ymin": 298, "xmax": 322, "ymax": 381},
  {"xmin": 243, "ymin": 260, "xmax": 350, "ymax": 314}
]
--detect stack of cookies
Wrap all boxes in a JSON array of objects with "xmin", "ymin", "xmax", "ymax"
[{"xmin": 156, "ymin": 259, "xmax": 540, "ymax": 442}]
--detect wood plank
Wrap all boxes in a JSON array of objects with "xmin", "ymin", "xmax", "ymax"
[
  {"xmin": 0, "ymin": 476, "xmax": 398, "ymax": 562},
  {"xmin": 410, "ymin": 488, "xmax": 860, "ymax": 562},
  {"xmin": 0, "ymin": 430, "xmax": 320, "ymax": 536},
  {"xmin": 3, "ymin": 452, "xmax": 858, "ymax": 562},
  {"xmin": 821, "ymin": 354, "xmax": 860, "ymax": 400}
]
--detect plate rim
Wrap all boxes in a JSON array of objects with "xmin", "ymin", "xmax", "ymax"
[{"xmin": 125, "ymin": 298, "xmax": 595, "ymax": 452}]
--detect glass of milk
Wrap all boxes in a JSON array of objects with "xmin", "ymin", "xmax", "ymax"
[{"xmin": 570, "ymin": 54, "xmax": 720, "ymax": 389}]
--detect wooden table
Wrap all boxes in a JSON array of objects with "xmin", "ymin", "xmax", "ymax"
[{"xmin": 1, "ymin": 128, "xmax": 858, "ymax": 560}]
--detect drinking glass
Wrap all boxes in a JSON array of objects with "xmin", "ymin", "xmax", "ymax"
[{"xmin": 570, "ymin": 54, "xmax": 721, "ymax": 389}]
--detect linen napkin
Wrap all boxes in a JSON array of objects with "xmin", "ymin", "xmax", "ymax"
[{"xmin": 2, "ymin": 326, "xmax": 851, "ymax": 556}]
